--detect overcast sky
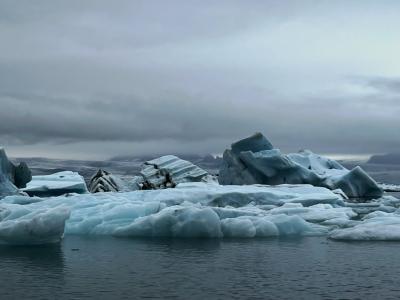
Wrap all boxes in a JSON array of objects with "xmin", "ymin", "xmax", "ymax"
[{"xmin": 1, "ymin": 0, "xmax": 399, "ymax": 159}]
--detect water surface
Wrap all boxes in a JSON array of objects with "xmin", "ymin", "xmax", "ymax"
[{"xmin": 1, "ymin": 236, "xmax": 400, "ymax": 299}]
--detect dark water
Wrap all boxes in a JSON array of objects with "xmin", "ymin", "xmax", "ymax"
[{"xmin": 1, "ymin": 237, "xmax": 400, "ymax": 300}]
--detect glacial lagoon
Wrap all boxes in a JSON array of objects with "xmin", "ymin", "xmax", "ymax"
[{"xmin": 2, "ymin": 236, "xmax": 400, "ymax": 299}]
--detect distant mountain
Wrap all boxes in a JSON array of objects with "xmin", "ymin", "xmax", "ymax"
[{"xmin": 368, "ymin": 153, "xmax": 400, "ymax": 165}]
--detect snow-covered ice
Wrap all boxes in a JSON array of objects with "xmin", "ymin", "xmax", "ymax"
[{"xmin": 21, "ymin": 171, "xmax": 88, "ymax": 197}]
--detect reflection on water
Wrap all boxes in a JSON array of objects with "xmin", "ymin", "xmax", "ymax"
[
  {"xmin": 1, "ymin": 236, "xmax": 400, "ymax": 299},
  {"xmin": 0, "ymin": 243, "xmax": 65, "ymax": 299}
]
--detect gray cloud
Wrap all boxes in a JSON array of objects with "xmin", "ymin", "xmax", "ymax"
[
  {"xmin": 366, "ymin": 77, "xmax": 400, "ymax": 95},
  {"xmin": 1, "ymin": 0, "xmax": 400, "ymax": 159}
]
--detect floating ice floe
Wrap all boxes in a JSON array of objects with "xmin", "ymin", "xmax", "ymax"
[
  {"xmin": 219, "ymin": 133, "xmax": 383, "ymax": 199},
  {"xmin": 21, "ymin": 171, "xmax": 88, "ymax": 197}
]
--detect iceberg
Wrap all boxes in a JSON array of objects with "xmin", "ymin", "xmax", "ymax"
[
  {"xmin": 88, "ymin": 169, "xmax": 142, "ymax": 193},
  {"xmin": 140, "ymin": 155, "xmax": 213, "ymax": 189},
  {"xmin": 0, "ymin": 174, "xmax": 19, "ymax": 199},
  {"xmin": 0, "ymin": 148, "xmax": 31, "ymax": 198},
  {"xmin": 88, "ymin": 155, "xmax": 215, "ymax": 193},
  {"xmin": 0, "ymin": 204, "xmax": 70, "ymax": 245},
  {"xmin": 0, "ymin": 148, "xmax": 32, "ymax": 188},
  {"xmin": 1, "ymin": 182, "xmax": 346, "ymax": 244},
  {"xmin": 21, "ymin": 171, "xmax": 88, "ymax": 197},
  {"xmin": 219, "ymin": 133, "xmax": 383, "ymax": 199},
  {"xmin": 2, "ymin": 181, "xmax": 400, "ymax": 244},
  {"xmin": 329, "ymin": 213, "xmax": 400, "ymax": 240},
  {"xmin": 89, "ymin": 169, "xmax": 120, "ymax": 192}
]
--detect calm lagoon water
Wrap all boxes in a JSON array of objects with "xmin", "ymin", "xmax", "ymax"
[{"xmin": 1, "ymin": 236, "xmax": 400, "ymax": 299}]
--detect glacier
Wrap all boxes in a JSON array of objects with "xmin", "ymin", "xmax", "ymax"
[{"xmin": 219, "ymin": 133, "xmax": 383, "ymax": 199}]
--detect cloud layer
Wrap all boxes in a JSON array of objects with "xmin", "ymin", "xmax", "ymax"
[{"xmin": 1, "ymin": 0, "xmax": 399, "ymax": 159}]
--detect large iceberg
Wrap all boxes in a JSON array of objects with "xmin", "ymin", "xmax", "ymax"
[
  {"xmin": 219, "ymin": 133, "xmax": 383, "ymax": 199},
  {"xmin": 21, "ymin": 171, "xmax": 88, "ymax": 197},
  {"xmin": 0, "ymin": 183, "xmax": 346, "ymax": 244},
  {"xmin": 0, "ymin": 148, "xmax": 31, "ymax": 198},
  {"xmin": 1, "ymin": 182, "xmax": 400, "ymax": 244}
]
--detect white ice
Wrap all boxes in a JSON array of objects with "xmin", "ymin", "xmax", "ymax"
[
  {"xmin": 0, "ymin": 183, "xmax": 346, "ymax": 244},
  {"xmin": 1, "ymin": 182, "xmax": 400, "ymax": 244},
  {"xmin": 21, "ymin": 171, "xmax": 88, "ymax": 197},
  {"xmin": 0, "ymin": 204, "xmax": 70, "ymax": 245}
]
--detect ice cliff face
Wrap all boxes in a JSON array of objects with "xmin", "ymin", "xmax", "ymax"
[
  {"xmin": 219, "ymin": 133, "xmax": 383, "ymax": 199},
  {"xmin": 0, "ymin": 148, "xmax": 31, "ymax": 198}
]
